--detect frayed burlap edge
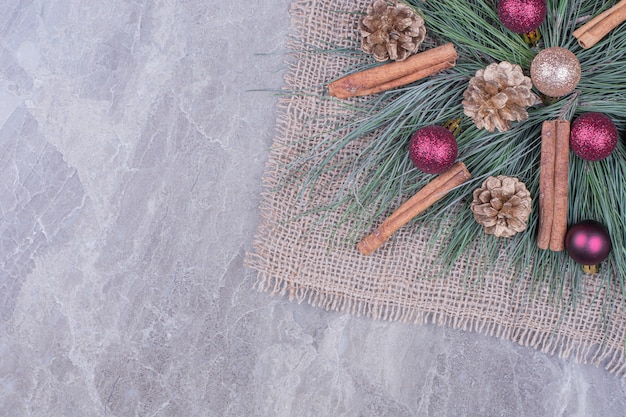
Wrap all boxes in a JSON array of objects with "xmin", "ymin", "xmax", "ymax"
[{"xmin": 247, "ymin": 0, "xmax": 626, "ymax": 377}]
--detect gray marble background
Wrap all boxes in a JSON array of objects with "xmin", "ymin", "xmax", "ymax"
[{"xmin": 1, "ymin": 1, "xmax": 625, "ymax": 416}]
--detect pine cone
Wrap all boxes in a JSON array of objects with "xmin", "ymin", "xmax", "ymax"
[
  {"xmin": 359, "ymin": 0, "xmax": 426, "ymax": 62},
  {"xmin": 470, "ymin": 175, "xmax": 532, "ymax": 238},
  {"xmin": 462, "ymin": 62, "xmax": 538, "ymax": 133}
]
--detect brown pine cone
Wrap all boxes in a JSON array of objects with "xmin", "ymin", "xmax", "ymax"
[
  {"xmin": 359, "ymin": 0, "xmax": 426, "ymax": 62},
  {"xmin": 470, "ymin": 175, "xmax": 532, "ymax": 238},
  {"xmin": 462, "ymin": 62, "xmax": 538, "ymax": 133}
]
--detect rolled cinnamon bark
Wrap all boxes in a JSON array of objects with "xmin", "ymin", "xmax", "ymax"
[
  {"xmin": 573, "ymin": 0, "xmax": 626, "ymax": 49},
  {"xmin": 328, "ymin": 43, "xmax": 457, "ymax": 99},
  {"xmin": 538, "ymin": 121, "xmax": 556, "ymax": 250},
  {"xmin": 357, "ymin": 161, "xmax": 471, "ymax": 255},
  {"xmin": 537, "ymin": 120, "xmax": 570, "ymax": 251},
  {"xmin": 550, "ymin": 120, "xmax": 570, "ymax": 251}
]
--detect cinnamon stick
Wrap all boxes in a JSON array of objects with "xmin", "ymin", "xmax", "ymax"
[
  {"xmin": 550, "ymin": 120, "xmax": 570, "ymax": 251},
  {"xmin": 537, "ymin": 121, "xmax": 556, "ymax": 250},
  {"xmin": 573, "ymin": 0, "xmax": 626, "ymax": 49},
  {"xmin": 357, "ymin": 161, "xmax": 471, "ymax": 255},
  {"xmin": 328, "ymin": 43, "xmax": 457, "ymax": 99},
  {"xmin": 537, "ymin": 120, "xmax": 570, "ymax": 251}
]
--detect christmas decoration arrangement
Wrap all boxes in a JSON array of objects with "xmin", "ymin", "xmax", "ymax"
[
  {"xmin": 249, "ymin": 0, "xmax": 626, "ymax": 376},
  {"xmin": 284, "ymin": 0, "xmax": 626, "ymax": 305}
]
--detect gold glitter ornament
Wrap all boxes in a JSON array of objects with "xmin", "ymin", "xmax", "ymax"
[{"xmin": 530, "ymin": 47, "xmax": 581, "ymax": 97}]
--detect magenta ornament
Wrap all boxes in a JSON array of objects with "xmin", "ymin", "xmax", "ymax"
[
  {"xmin": 497, "ymin": 0, "xmax": 547, "ymax": 34},
  {"xmin": 570, "ymin": 112, "xmax": 618, "ymax": 161},
  {"xmin": 408, "ymin": 125, "xmax": 458, "ymax": 174},
  {"xmin": 565, "ymin": 220, "xmax": 611, "ymax": 272}
]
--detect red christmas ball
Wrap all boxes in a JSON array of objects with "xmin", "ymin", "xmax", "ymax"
[
  {"xmin": 570, "ymin": 112, "xmax": 618, "ymax": 161},
  {"xmin": 497, "ymin": 0, "xmax": 547, "ymax": 34},
  {"xmin": 409, "ymin": 125, "xmax": 458, "ymax": 174},
  {"xmin": 565, "ymin": 220, "xmax": 611, "ymax": 266}
]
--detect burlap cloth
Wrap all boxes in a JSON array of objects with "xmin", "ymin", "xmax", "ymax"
[{"xmin": 248, "ymin": 0, "xmax": 626, "ymax": 376}]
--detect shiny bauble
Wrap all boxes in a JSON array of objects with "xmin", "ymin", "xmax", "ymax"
[
  {"xmin": 408, "ymin": 125, "xmax": 458, "ymax": 174},
  {"xmin": 570, "ymin": 112, "xmax": 618, "ymax": 161},
  {"xmin": 497, "ymin": 0, "xmax": 547, "ymax": 34},
  {"xmin": 565, "ymin": 220, "xmax": 611, "ymax": 269},
  {"xmin": 530, "ymin": 47, "xmax": 581, "ymax": 97}
]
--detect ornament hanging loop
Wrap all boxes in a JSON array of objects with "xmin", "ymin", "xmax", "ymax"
[
  {"xmin": 443, "ymin": 118, "xmax": 462, "ymax": 137},
  {"xmin": 540, "ymin": 94, "xmax": 558, "ymax": 106},
  {"xmin": 522, "ymin": 28, "xmax": 541, "ymax": 47},
  {"xmin": 582, "ymin": 264, "xmax": 599, "ymax": 275}
]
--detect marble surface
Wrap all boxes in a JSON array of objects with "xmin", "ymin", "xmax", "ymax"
[{"xmin": 1, "ymin": 1, "xmax": 625, "ymax": 416}]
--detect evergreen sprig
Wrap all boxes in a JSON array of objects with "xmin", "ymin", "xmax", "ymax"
[{"xmin": 282, "ymin": 0, "xmax": 626, "ymax": 304}]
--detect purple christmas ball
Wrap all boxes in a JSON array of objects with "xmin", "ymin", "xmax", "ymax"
[
  {"xmin": 408, "ymin": 125, "xmax": 458, "ymax": 174},
  {"xmin": 565, "ymin": 220, "xmax": 612, "ymax": 266},
  {"xmin": 498, "ymin": 0, "xmax": 547, "ymax": 34}
]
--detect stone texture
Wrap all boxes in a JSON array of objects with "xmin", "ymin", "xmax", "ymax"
[{"xmin": 0, "ymin": 1, "xmax": 624, "ymax": 416}]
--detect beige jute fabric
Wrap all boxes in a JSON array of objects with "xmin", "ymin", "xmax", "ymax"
[{"xmin": 248, "ymin": 0, "xmax": 626, "ymax": 376}]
